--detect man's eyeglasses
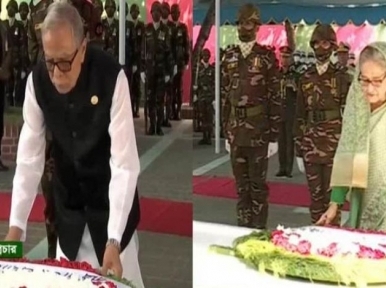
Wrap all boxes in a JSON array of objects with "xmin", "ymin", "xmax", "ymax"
[
  {"xmin": 44, "ymin": 49, "xmax": 79, "ymax": 73},
  {"xmin": 358, "ymin": 73, "xmax": 386, "ymax": 88}
]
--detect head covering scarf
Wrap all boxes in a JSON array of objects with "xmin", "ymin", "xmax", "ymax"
[{"xmin": 330, "ymin": 42, "xmax": 386, "ymax": 229}]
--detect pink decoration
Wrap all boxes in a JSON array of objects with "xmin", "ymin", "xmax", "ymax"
[
  {"xmin": 192, "ymin": 25, "xmax": 287, "ymax": 62},
  {"xmin": 146, "ymin": 0, "xmax": 192, "ymax": 104},
  {"xmin": 335, "ymin": 24, "xmax": 375, "ymax": 57}
]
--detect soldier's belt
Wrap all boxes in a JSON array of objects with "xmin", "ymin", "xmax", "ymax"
[
  {"xmin": 307, "ymin": 110, "xmax": 341, "ymax": 123},
  {"xmin": 230, "ymin": 106, "xmax": 264, "ymax": 119}
]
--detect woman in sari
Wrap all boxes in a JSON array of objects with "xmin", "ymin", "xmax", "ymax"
[{"xmin": 317, "ymin": 42, "xmax": 386, "ymax": 230}]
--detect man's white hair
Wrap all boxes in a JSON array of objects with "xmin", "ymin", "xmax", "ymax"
[{"xmin": 41, "ymin": 2, "xmax": 84, "ymax": 47}]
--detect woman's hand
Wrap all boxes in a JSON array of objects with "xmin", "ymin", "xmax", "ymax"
[{"xmin": 315, "ymin": 203, "xmax": 339, "ymax": 226}]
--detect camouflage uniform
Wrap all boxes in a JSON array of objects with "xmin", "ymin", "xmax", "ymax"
[
  {"xmin": 4, "ymin": 0, "xmax": 27, "ymax": 107},
  {"xmin": 170, "ymin": 4, "xmax": 190, "ymax": 120},
  {"xmin": 141, "ymin": 1, "xmax": 172, "ymax": 135},
  {"xmin": 127, "ymin": 4, "xmax": 145, "ymax": 118},
  {"xmin": 18, "ymin": 2, "xmax": 30, "ymax": 106},
  {"xmin": 0, "ymin": 19, "xmax": 12, "ymax": 172},
  {"xmin": 276, "ymin": 46, "xmax": 298, "ymax": 178},
  {"xmin": 197, "ymin": 49, "xmax": 214, "ymax": 145},
  {"xmin": 72, "ymin": 0, "xmax": 101, "ymax": 41},
  {"xmin": 102, "ymin": 0, "xmax": 118, "ymax": 59},
  {"xmin": 160, "ymin": 2, "xmax": 174, "ymax": 127},
  {"xmin": 28, "ymin": 0, "xmax": 56, "ymax": 259},
  {"xmin": 28, "ymin": 0, "xmax": 52, "ymax": 65},
  {"xmin": 294, "ymin": 24, "xmax": 351, "ymax": 224},
  {"xmin": 222, "ymin": 4, "xmax": 281, "ymax": 229},
  {"xmin": 87, "ymin": 0, "xmax": 104, "ymax": 50}
]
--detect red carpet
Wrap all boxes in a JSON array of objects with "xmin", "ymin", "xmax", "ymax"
[
  {"xmin": 0, "ymin": 193, "xmax": 192, "ymax": 238},
  {"xmin": 193, "ymin": 176, "xmax": 349, "ymax": 211}
]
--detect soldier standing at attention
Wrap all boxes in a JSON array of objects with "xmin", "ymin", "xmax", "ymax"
[
  {"xmin": 336, "ymin": 42, "xmax": 350, "ymax": 67},
  {"xmin": 70, "ymin": 0, "xmax": 100, "ymax": 40},
  {"xmin": 276, "ymin": 46, "xmax": 298, "ymax": 178},
  {"xmin": 170, "ymin": 3, "xmax": 189, "ymax": 121},
  {"xmin": 102, "ymin": 0, "xmax": 118, "ymax": 59},
  {"xmin": 222, "ymin": 4, "xmax": 280, "ymax": 229},
  {"xmin": 28, "ymin": 0, "xmax": 56, "ymax": 259},
  {"xmin": 0, "ymin": 11, "xmax": 12, "ymax": 172},
  {"xmin": 19, "ymin": 2, "xmax": 29, "ymax": 29},
  {"xmin": 336, "ymin": 42, "xmax": 355, "ymax": 82},
  {"xmin": 18, "ymin": 1, "xmax": 30, "ymax": 105},
  {"xmin": 4, "ymin": 0, "xmax": 25, "ymax": 107},
  {"xmin": 197, "ymin": 48, "xmax": 214, "ymax": 145},
  {"xmin": 140, "ymin": 1, "xmax": 172, "ymax": 136},
  {"xmin": 88, "ymin": 0, "xmax": 104, "ymax": 49},
  {"xmin": 28, "ymin": 0, "xmax": 52, "ymax": 65},
  {"xmin": 160, "ymin": 1, "xmax": 174, "ymax": 127},
  {"xmin": 294, "ymin": 24, "xmax": 350, "ymax": 224},
  {"xmin": 128, "ymin": 4, "xmax": 144, "ymax": 118}
]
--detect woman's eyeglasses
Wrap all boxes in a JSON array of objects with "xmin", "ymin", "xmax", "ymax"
[{"xmin": 358, "ymin": 73, "xmax": 386, "ymax": 88}]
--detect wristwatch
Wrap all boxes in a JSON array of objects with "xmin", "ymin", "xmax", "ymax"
[{"xmin": 106, "ymin": 238, "xmax": 121, "ymax": 252}]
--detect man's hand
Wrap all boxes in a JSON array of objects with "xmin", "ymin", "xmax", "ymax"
[
  {"xmin": 101, "ymin": 244, "xmax": 123, "ymax": 279},
  {"xmin": 4, "ymin": 226, "xmax": 23, "ymax": 241},
  {"xmin": 132, "ymin": 66, "xmax": 137, "ymax": 73}
]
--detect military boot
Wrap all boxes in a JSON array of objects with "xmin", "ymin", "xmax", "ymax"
[{"xmin": 147, "ymin": 125, "xmax": 156, "ymax": 135}]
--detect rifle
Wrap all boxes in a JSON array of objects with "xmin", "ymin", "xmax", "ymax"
[{"xmin": 144, "ymin": 35, "xmax": 148, "ymax": 134}]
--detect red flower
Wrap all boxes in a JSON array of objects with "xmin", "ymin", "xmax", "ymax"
[{"xmin": 1, "ymin": 258, "xmax": 117, "ymax": 287}]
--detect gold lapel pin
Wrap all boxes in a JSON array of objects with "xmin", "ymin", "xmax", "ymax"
[{"xmin": 91, "ymin": 95, "xmax": 98, "ymax": 105}]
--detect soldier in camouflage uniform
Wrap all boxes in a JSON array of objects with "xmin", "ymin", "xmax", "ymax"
[
  {"xmin": 222, "ymin": 4, "xmax": 281, "ymax": 229},
  {"xmin": 197, "ymin": 48, "xmax": 214, "ymax": 145},
  {"xmin": 17, "ymin": 2, "xmax": 30, "ymax": 105},
  {"xmin": 336, "ymin": 42, "xmax": 349, "ymax": 67},
  {"xmin": 336, "ymin": 42, "xmax": 355, "ymax": 82},
  {"xmin": 28, "ymin": 0, "xmax": 56, "ymax": 258},
  {"xmin": 102, "ymin": 0, "xmax": 118, "ymax": 59},
  {"xmin": 160, "ymin": 2, "xmax": 173, "ymax": 127},
  {"xmin": 4, "ymin": 0, "xmax": 26, "ymax": 107},
  {"xmin": 294, "ymin": 24, "xmax": 351, "ymax": 224},
  {"xmin": 88, "ymin": 0, "xmax": 104, "ymax": 49},
  {"xmin": 128, "ymin": 3, "xmax": 144, "ymax": 118},
  {"xmin": 70, "ymin": 0, "xmax": 100, "ymax": 40},
  {"xmin": 170, "ymin": 4, "xmax": 190, "ymax": 121},
  {"xmin": 0, "ymin": 10, "xmax": 12, "ymax": 172},
  {"xmin": 141, "ymin": 1, "xmax": 172, "ymax": 135},
  {"xmin": 28, "ymin": 0, "xmax": 52, "ymax": 65},
  {"xmin": 276, "ymin": 46, "xmax": 298, "ymax": 178}
]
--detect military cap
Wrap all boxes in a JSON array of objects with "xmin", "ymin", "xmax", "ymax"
[
  {"xmin": 293, "ymin": 50, "xmax": 300, "ymax": 56},
  {"xmin": 310, "ymin": 24, "xmax": 337, "ymax": 48},
  {"xmin": 307, "ymin": 52, "xmax": 315, "ymax": 58},
  {"xmin": 237, "ymin": 3, "xmax": 261, "ymax": 24},
  {"xmin": 18, "ymin": 1, "xmax": 29, "ymax": 11},
  {"xmin": 104, "ymin": 0, "xmax": 116, "ymax": 8},
  {"xmin": 336, "ymin": 42, "xmax": 350, "ymax": 53},
  {"xmin": 161, "ymin": 2, "xmax": 170, "ymax": 12},
  {"xmin": 130, "ymin": 3, "xmax": 139, "ymax": 13},
  {"xmin": 279, "ymin": 46, "xmax": 293, "ymax": 55},
  {"xmin": 151, "ymin": 1, "xmax": 161, "ymax": 12},
  {"xmin": 6, "ymin": 0, "xmax": 18, "ymax": 10}
]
